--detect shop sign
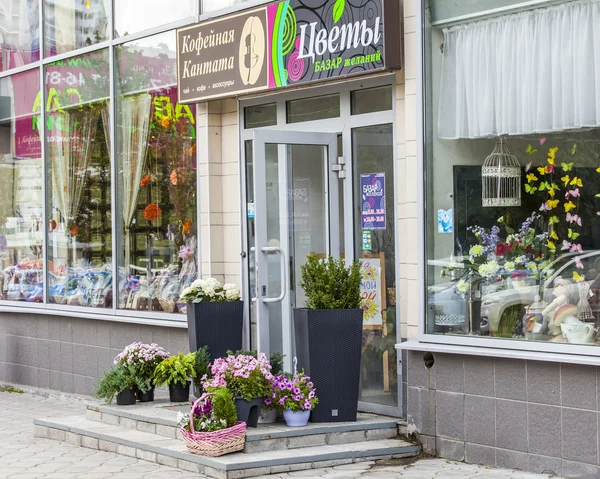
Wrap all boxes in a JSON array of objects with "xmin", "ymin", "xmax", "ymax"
[
  {"xmin": 361, "ymin": 172, "xmax": 386, "ymax": 230},
  {"xmin": 177, "ymin": 0, "xmax": 401, "ymax": 103}
]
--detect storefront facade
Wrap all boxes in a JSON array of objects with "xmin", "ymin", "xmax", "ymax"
[
  {"xmin": 0, "ymin": 0, "xmax": 409, "ymax": 416},
  {"xmin": 401, "ymin": 0, "xmax": 600, "ymax": 476}
]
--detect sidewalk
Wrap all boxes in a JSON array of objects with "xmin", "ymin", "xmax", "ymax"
[{"xmin": 0, "ymin": 389, "xmax": 561, "ymax": 478}]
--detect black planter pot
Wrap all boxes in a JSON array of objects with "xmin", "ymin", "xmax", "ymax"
[
  {"xmin": 234, "ymin": 397, "xmax": 263, "ymax": 428},
  {"xmin": 169, "ymin": 381, "xmax": 190, "ymax": 402},
  {"xmin": 187, "ymin": 301, "xmax": 243, "ymax": 360},
  {"xmin": 116, "ymin": 388, "xmax": 137, "ymax": 405},
  {"xmin": 294, "ymin": 308, "xmax": 363, "ymax": 423},
  {"xmin": 192, "ymin": 380, "xmax": 203, "ymax": 399},
  {"xmin": 137, "ymin": 387, "xmax": 155, "ymax": 403}
]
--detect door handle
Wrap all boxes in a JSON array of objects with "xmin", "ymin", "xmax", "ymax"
[{"xmin": 259, "ymin": 246, "xmax": 287, "ymax": 303}]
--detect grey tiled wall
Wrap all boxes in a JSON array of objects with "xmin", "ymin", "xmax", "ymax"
[
  {"xmin": 407, "ymin": 350, "xmax": 600, "ymax": 479},
  {"xmin": 0, "ymin": 312, "xmax": 189, "ymax": 395}
]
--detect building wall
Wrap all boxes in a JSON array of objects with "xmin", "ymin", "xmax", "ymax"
[
  {"xmin": 0, "ymin": 312, "xmax": 188, "ymax": 395},
  {"xmin": 407, "ymin": 350, "xmax": 600, "ymax": 478}
]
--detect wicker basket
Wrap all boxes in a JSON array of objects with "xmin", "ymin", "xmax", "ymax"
[{"xmin": 180, "ymin": 394, "xmax": 246, "ymax": 457}]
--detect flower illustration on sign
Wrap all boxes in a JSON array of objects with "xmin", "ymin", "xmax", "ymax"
[
  {"xmin": 361, "ymin": 298, "xmax": 378, "ymax": 321},
  {"xmin": 333, "ymin": 0, "xmax": 345, "ymax": 23}
]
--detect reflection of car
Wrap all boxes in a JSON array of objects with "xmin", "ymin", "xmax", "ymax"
[{"xmin": 429, "ymin": 252, "xmax": 600, "ymax": 335}]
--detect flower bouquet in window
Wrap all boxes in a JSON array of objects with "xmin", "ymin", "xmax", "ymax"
[
  {"xmin": 182, "ymin": 278, "xmax": 244, "ymax": 360},
  {"xmin": 270, "ymin": 372, "xmax": 318, "ymax": 427},
  {"xmin": 202, "ymin": 353, "xmax": 273, "ymax": 428},
  {"xmin": 178, "ymin": 386, "xmax": 246, "ymax": 457}
]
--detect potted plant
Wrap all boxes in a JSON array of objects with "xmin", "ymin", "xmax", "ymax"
[
  {"xmin": 202, "ymin": 353, "xmax": 272, "ymax": 427},
  {"xmin": 181, "ymin": 278, "xmax": 243, "ymax": 360},
  {"xmin": 295, "ymin": 255, "xmax": 363, "ymax": 422},
  {"xmin": 192, "ymin": 345, "xmax": 211, "ymax": 398},
  {"xmin": 271, "ymin": 372, "xmax": 318, "ymax": 427},
  {"xmin": 154, "ymin": 352, "xmax": 196, "ymax": 402},
  {"xmin": 114, "ymin": 342, "xmax": 170, "ymax": 402},
  {"xmin": 178, "ymin": 386, "xmax": 246, "ymax": 457},
  {"xmin": 261, "ymin": 352, "xmax": 284, "ymax": 423},
  {"xmin": 94, "ymin": 365, "xmax": 137, "ymax": 405}
]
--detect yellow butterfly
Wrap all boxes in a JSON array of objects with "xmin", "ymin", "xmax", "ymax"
[
  {"xmin": 547, "ymin": 199, "xmax": 559, "ymax": 209},
  {"xmin": 570, "ymin": 177, "xmax": 583, "ymax": 187},
  {"xmin": 561, "ymin": 175, "xmax": 571, "ymax": 187},
  {"xmin": 564, "ymin": 201, "xmax": 576, "ymax": 213},
  {"xmin": 596, "ymin": 166, "xmax": 600, "ymax": 173},
  {"xmin": 551, "ymin": 230, "xmax": 558, "ymax": 240},
  {"xmin": 561, "ymin": 162, "xmax": 574, "ymax": 172},
  {"xmin": 548, "ymin": 146, "xmax": 559, "ymax": 159},
  {"xmin": 526, "ymin": 173, "xmax": 538, "ymax": 183},
  {"xmin": 537, "ymin": 166, "xmax": 547, "ymax": 176},
  {"xmin": 547, "ymin": 240, "xmax": 556, "ymax": 251},
  {"xmin": 548, "ymin": 187, "xmax": 556, "ymax": 198},
  {"xmin": 572, "ymin": 272, "xmax": 584, "ymax": 283}
]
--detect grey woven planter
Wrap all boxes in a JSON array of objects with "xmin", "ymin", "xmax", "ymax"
[
  {"xmin": 294, "ymin": 308, "xmax": 363, "ymax": 423},
  {"xmin": 187, "ymin": 301, "xmax": 243, "ymax": 360}
]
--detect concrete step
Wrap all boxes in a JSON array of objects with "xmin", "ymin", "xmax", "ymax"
[
  {"xmin": 85, "ymin": 401, "xmax": 403, "ymax": 453},
  {"xmin": 34, "ymin": 415, "xmax": 421, "ymax": 479}
]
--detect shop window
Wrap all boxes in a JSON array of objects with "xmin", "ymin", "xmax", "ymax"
[
  {"xmin": 116, "ymin": 31, "xmax": 197, "ymax": 314},
  {"xmin": 0, "ymin": 70, "xmax": 43, "ymax": 302},
  {"xmin": 351, "ymin": 86, "xmax": 392, "ymax": 115},
  {"xmin": 114, "ymin": 0, "xmax": 196, "ymax": 37},
  {"xmin": 46, "ymin": 49, "xmax": 112, "ymax": 308},
  {"xmin": 425, "ymin": 0, "xmax": 600, "ymax": 346},
  {"xmin": 43, "ymin": 0, "xmax": 109, "ymax": 57},
  {"xmin": 286, "ymin": 94, "xmax": 340, "ymax": 124},
  {"xmin": 353, "ymin": 123, "xmax": 397, "ymax": 406},
  {"xmin": 0, "ymin": 0, "xmax": 40, "ymax": 72},
  {"xmin": 201, "ymin": 0, "xmax": 249, "ymax": 14},
  {"xmin": 244, "ymin": 103, "xmax": 277, "ymax": 129}
]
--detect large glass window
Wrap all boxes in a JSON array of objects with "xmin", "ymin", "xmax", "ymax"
[
  {"xmin": 0, "ymin": 69, "xmax": 43, "ymax": 302},
  {"xmin": 114, "ymin": 0, "xmax": 196, "ymax": 37},
  {"xmin": 425, "ymin": 0, "xmax": 600, "ymax": 347},
  {"xmin": 43, "ymin": 0, "xmax": 109, "ymax": 57},
  {"xmin": 0, "ymin": 0, "xmax": 40, "ymax": 72},
  {"xmin": 46, "ymin": 49, "xmax": 112, "ymax": 308},
  {"xmin": 116, "ymin": 31, "xmax": 197, "ymax": 314}
]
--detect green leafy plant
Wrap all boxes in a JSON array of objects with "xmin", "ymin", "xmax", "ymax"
[
  {"xmin": 153, "ymin": 352, "xmax": 196, "ymax": 387},
  {"xmin": 299, "ymin": 255, "xmax": 362, "ymax": 309},
  {"xmin": 194, "ymin": 346, "xmax": 211, "ymax": 383},
  {"xmin": 94, "ymin": 366, "xmax": 137, "ymax": 404},
  {"xmin": 211, "ymin": 387, "xmax": 237, "ymax": 428},
  {"xmin": 0, "ymin": 385, "xmax": 23, "ymax": 393}
]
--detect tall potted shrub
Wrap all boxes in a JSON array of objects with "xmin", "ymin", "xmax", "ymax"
[
  {"xmin": 181, "ymin": 278, "xmax": 243, "ymax": 360},
  {"xmin": 295, "ymin": 255, "xmax": 362, "ymax": 422}
]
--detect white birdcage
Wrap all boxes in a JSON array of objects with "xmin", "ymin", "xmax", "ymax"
[{"xmin": 482, "ymin": 139, "xmax": 521, "ymax": 207}]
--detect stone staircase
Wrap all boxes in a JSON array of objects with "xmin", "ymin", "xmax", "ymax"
[{"xmin": 33, "ymin": 400, "xmax": 420, "ymax": 478}]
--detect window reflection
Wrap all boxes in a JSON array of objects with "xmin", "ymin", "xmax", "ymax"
[
  {"xmin": 116, "ymin": 31, "xmax": 197, "ymax": 314},
  {"xmin": 0, "ymin": 69, "xmax": 43, "ymax": 302},
  {"xmin": 44, "ymin": 0, "xmax": 109, "ymax": 57},
  {"xmin": 46, "ymin": 49, "xmax": 112, "ymax": 308},
  {"xmin": 115, "ymin": 0, "xmax": 196, "ymax": 37},
  {"xmin": 0, "ymin": 0, "xmax": 40, "ymax": 72}
]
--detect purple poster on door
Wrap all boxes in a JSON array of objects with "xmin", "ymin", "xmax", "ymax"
[{"xmin": 361, "ymin": 173, "xmax": 386, "ymax": 230}]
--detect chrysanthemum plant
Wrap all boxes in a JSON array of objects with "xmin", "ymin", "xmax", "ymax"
[
  {"xmin": 180, "ymin": 278, "xmax": 241, "ymax": 303},
  {"xmin": 114, "ymin": 342, "xmax": 170, "ymax": 393}
]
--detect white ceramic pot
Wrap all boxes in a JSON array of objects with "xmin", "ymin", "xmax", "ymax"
[{"xmin": 283, "ymin": 409, "xmax": 310, "ymax": 427}]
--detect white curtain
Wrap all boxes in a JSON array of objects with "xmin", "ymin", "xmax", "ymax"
[
  {"xmin": 50, "ymin": 109, "xmax": 97, "ymax": 227},
  {"xmin": 120, "ymin": 94, "xmax": 151, "ymax": 272},
  {"xmin": 438, "ymin": 0, "xmax": 600, "ymax": 139}
]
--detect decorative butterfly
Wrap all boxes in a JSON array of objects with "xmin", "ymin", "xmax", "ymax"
[
  {"xmin": 526, "ymin": 173, "xmax": 538, "ymax": 183},
  {"xmin": 547, "ymin": 240, "xmax": 556, "ymax": 251},
  {"xmin": 572, "ymin": 271, "xmax": 584, "ymax": 283},
  {"xmin": 570, "ymin": 243, "xmax": 583, "ymax": 253},
  {"xmin": 539, "ymin": 203, "xmax": 550, "ymax": 212},
  {"xmin": 596, "ymin": 166, "xmax": 600, "ymax": 174},
  {"xmin": 551, "ymin": 230, "xmax": 558, "ymax": 240},
  {"xmin": 571, "ymin": 144, "xmax": 578, "ymax": 155},
  {"xmin": 561, "ymin": 240, "xmax": 572, "ymax": 251},
  {"xmin": 570, "ymin": 177, "xmax": 583, "ymax": 187},
  {"xmin": 547, "ymin": 165, "xmax": 555, "ymax": 174},
  {"xmin": 569, "ymin": 188, "xmax": 580, "ymax": 198},
  {"xmin": 527, "ymin": 144, "xmax": 539, "ymax": 155},
  {"xmin": 537, "ymin": 166, "xmax": 547, "ymax": 176},
  {"xmin": 539, "ymin": 181, "xmax": 550, "ymax": 191},
  {"xmin": 561, "ymin": 175, "xmax": 570, "ymax": 187},
  {"xmin": 549, "ymin": 215, "xmax": 559, "ymax": 224},
  {"xmin": 547, "ymin": 199, "xmax": 559, "ymax": 209},
  {"xmin": 568, "ymin": 228, "xmax": 581, "ymax": 240},
  {"xmin": 525, "ymin": 184, "xmax": 538, "ymax": 194},
  {"xmin": 561, "ymin": 162, "xmax": 574, "ymax": 172},
  {"xmin": 564, "ymin": 201, "xmax": 576, "ymax": 213},
  {"xmin": 566, "ymin": 213, "xmax": 582, "ymax": 226},
  {"xmin": 575, "ymin": 256, "xmax": 584, "ymax": 269},
  {"xmin": 540, "ymin": 137, "xmax": 547, "ymax": 145},
  {"xmin": 526, "ymin": 162, "xmax": 532, "ymax": 173}
]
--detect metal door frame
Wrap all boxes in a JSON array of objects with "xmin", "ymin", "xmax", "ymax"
[{"xmin": 252, "ymin": 130, "xmax": 339, "ymax": 372}]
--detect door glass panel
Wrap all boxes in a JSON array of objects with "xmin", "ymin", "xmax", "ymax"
[
  {"xmin": 353, "ymin": 124, "xmax": 397, "ymax": 407},
  {"xmin": 286, "ymin": 94, "xmax": 340, "ymax": 124}
]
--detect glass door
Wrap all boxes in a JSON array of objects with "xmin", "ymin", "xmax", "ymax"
[{"xmin": 252, "ymin": 131, "xmax": 339, "ymax": 372}]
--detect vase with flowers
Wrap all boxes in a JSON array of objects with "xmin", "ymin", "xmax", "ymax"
[
  {"xmin": 271, "ymin": 372, "xmax": 318, "ymax": 427},
  {"xmin": 202, "ymin": 353, "xmax": 273, "ymax": 427},
  {"xmin": 181, "ymin": 278, "xmax": 243, "ymax": 360}
]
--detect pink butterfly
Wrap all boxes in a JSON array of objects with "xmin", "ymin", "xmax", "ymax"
[
  {"xmin": 569, "ymin": 188, "xmax": 580, "ymax": 198},
  {"xmin": 539, "ymin": 202, "xmax": 551, "ymax": 211},
  {"xmin": 566, "ymin": 213, "xmax": 582, "ymax": 226},
  {"xmin": 570, "ymin": 243, "xmax": 583, "ymax": 253},
  {"xmin": 561, "ymin": 240, "xmax": 572, "ymax": 251},
  {"xmin": 525, "ymin": 162, "xmax": 532, "ymax": 173},
  {"xmin": 540, "ymin": 137, "xmax": 547, "ymax": 145},
  {"xmin": 575, "ymin": 256, "xmax": 584, "ymax": 269}
]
